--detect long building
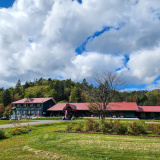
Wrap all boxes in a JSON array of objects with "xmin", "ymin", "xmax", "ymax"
[
  {"xmin": 11, "ymin": 98, "xmax": 160, "ymax": 119},
  {"xmin": 48, "ymin": 101, "xmax": 160, "ymax": 119}
]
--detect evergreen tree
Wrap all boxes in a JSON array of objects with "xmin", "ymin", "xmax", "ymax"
[{"xmin": 3, "ymin": 89, "xmax": 12, "ymax": 107}]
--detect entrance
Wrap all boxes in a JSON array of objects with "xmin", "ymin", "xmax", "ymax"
[{"xmin": 63, "ymin": 104, "xmax": 76, "ymax": 120}]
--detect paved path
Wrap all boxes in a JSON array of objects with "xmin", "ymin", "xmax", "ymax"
[{"xmin": 0, "ymin": 120, "xmax": 67, "ymax": 129}]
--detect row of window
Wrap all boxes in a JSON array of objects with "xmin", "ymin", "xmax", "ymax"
[
  {"xmin": 16, "ymin": 103, "xmax": 42, "ymax": 108},
  {"xmin": 140, "ymin": 112, "xmax": 160, "ymax": 118},
  {"xmin": 15, "ymin": 111, "xmax": 39, "ymax": 115}
]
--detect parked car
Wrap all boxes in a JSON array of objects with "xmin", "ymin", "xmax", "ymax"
[{"xmin": 0, "ymin": 116, "xmax": 7, "ymax": 120}]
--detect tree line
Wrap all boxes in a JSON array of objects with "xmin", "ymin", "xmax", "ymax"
[{"xmin": 0, "ymin": 77, "xmax": 160, "ymax": 108}]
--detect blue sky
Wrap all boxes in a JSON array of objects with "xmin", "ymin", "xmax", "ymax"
[
  {"xmin": 0, "ymin": 0, "xmax": 160, "ymax": 91},
  {"xmin": 0, "ymin": 0, "xmax": 15, "ymax": 8}
]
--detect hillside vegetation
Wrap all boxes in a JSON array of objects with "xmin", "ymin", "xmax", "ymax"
[{"xmin": 0, "ymin": 78, "xmax": 160, "ymax": 107}]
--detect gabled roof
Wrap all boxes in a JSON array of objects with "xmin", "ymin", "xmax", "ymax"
[
  {"xmin": 47, "ymin": 102, "xmax": 138, "ymax": 111},
  {"xmin": 12, "ymin": 97, "xmax": 56, "ymax": 104},
  {"xmin": 47, "ymin": 103, "xmax": 89, "ymax": 111},
  {"xmin": 138, "ymin": 106, "xmax": 160, "ymax": 112}
]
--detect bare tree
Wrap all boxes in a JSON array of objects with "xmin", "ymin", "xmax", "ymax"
[{"xmin": 84, "ymin": 71, "xmax": 127, "ymax": 120}]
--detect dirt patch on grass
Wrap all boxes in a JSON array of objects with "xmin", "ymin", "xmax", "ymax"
[{"xmin": 23, "ymin": 145, "xmax": 73, "ymax": 160}]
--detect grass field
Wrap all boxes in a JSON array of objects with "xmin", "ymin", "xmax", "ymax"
[
  {"xmin": 1, "ymin": 121, "xmax": 160, "ymax": 160},
  {"xmin": 32, "ymin": 117, "xmax": 61, "ymax": 120},
  {"xmin": 0, "ymin": 120, "xmax": 35, "ymax": 125}
]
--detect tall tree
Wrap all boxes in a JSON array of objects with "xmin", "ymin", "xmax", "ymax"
[
  {"xmin": 3, "ymin": 89, "xmax": 12, "ymax": 107},
  {"xmin": 69, "ymin": 86, "xmax": 85, "ymax": 102},
  {"xmin": 0, "ymin": 105, "xmax": 5, "ymax": 118},
  {"xmin": 16, "ymin": 79, "xmax": 21, "ymax": 88},
  {"xmin": 86, "ymin": 71, "xmax": 127, "ymax": 120}
]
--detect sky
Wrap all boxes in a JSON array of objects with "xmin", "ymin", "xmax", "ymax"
[{"xmin": 0, "ymin": 0, "xmax": 160, "ymax": 91}]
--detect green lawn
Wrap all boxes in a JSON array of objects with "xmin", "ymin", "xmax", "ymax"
[
  {"xmin": 32, "ymin": 117, "xmax": 61, "ymax": 120},
  {"xmin": 1, "ymin": 122, "xmax": 160, "ymax": 160}
]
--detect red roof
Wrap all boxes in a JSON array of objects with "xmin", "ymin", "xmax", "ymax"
[
  {"xmin": 47, "ymin": 102, "xmax": 138, "ymax": 111},
  {"xmin": 12, "ymin": 97, "xmax": 56, "ymax": 104},
  {"xmin": 138, "ymin": 106, "xmax": 160, "ymax": 112},
  {"xmin": 107, "ymin": 102, "xmax": 138, "ymax": 111},
  {"xmin": 47, "ymin": 103, "xmax": 89, "ymax": 111}
]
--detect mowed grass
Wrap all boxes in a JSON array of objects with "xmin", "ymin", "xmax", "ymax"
[
  {"xmin": 1, "ymin": 122, "xmax": 160, "ymax": 160},
  {"xmin": 32, "ymin": 117, "xmax": 61, "ymax": 120}
]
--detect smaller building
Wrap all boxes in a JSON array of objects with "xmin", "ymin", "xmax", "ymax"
[
  {"xmin": 11, "ymin": 97, "xmax": 56, "ymax": 119},
  {"xmin": 47, "ymin": 102, "xmax": 138, "ymax": 119},
  {"xmin": 137, "ymin": 106, "xmax": 160, "ymax": 119}
]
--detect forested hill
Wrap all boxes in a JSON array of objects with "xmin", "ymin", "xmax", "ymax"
[{"xmin": 0, "ymin": 78, "xmax": 160, "ymax": 107}]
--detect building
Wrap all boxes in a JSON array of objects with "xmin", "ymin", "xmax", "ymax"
[
  {"xmin": 11, "ymin": 97, "xmax": 56, "ymax": 119},
  {"xmin": 48, "ymin": 102, "xmax": 160, "ymax": 119},
  {"xmin": 47, "ymin": 102, "xmax": 139, "ymax": 119},
  {"xmin": 137, "ymin": 106, "xmax": 160, "ymax": 119},
  {"xmin": 11, "ymin": 98, "xmax": 160, "ymax": 119}
]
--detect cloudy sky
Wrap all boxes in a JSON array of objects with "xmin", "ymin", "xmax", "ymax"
[{"xmin": 0, "ymin": 0, "xmax": 160, "ymax": 91}]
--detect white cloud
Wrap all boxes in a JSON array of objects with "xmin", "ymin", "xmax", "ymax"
[
  {"xmin": 62, "ymin": 52, "xmax": 124, "ymax": 81},
  {"xmin": 127, "ymin": 45, "xmax": 160, "ymax": 84},
  {"xmin": 0, "ymin": 0, "xmax": 160, "ymax": 90}
]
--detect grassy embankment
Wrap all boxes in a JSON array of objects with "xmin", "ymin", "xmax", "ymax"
[{"xmin": 0, "ymin": 121, "xmax": 160, "ymax": 159}]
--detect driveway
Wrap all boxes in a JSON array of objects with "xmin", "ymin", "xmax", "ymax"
[{"xmin": 0, "ymin": 120, "xmax": 67, "ymax": 129}]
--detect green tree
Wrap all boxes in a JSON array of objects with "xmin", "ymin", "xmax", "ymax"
[
  {"xmin": 54, "ymin": 80, "xmax": 64, "ymax": 101},
  {"xmin": 136, "ymin": 94, "xmax": 148, "ymax": 106},
  {"xmin": 0, "ymin": 105, "xmax": 5, "ymax": 118},
  {"xmin": 3, "ymin": 89, "xmax": 12, "ymax": 107},
  {"xmin": 69, "ymin": 86, "xmax": 85, "ymax": 102},
  {"xmin": 3, "ymin": 106, "xmax": 13, "ymax": 120}
]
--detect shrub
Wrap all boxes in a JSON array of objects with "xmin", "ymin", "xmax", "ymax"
[
  {"xmin": 117, "ymin": 123, "xmax": 128, "ymax": 134},
  {"xmin": 112, "ymin": 120, "xmax": 121, "ymax": 133},
  {"xmin": 93, "ymin": 121, "xmax": 100, "ymax": 132},
  {"xmin": 74, "ymin": 123, "xmax": 84, "ymax": 132},
  {"xmin": 100, "ymin": 120, "xmax": 114, "ymax": 133},
  {"xmin": 0, "ymin": 130, "xmax": 5, "ymax": 139},
  {"xmin": 101, "ymin": 122, "xmax": 107, "ymax": 133},
  {"xmin": 112, "ymin": 120, "xmax": 128, "ymax": 134},
  {"xmin": 85, "ymin": 119, "xmax": 95, "ymax": 131},
  {"xmin": 148, "ymin": 124, "xmax": 160, "ymax": 134},
  {"xmin": 66, "ymin": 124, "xmax": 73, "ymax": 131},
  {"xmin": 128, "ymin": 121, "xmax": 146, "ymax": 135},
  {"xmin": 10, "ymin": 128, "xmax": 31, "ymax": 135}
]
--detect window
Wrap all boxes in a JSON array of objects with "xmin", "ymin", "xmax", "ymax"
[
  {"xmin": 17, "ymin": 111, "xmax": 21, "ymax": 115},
  {"xmin": 23, "ymin": 104, "xmax": 26, "ymax": 107},
  {"xmin": 28, "ymin": 111, "xmax": 31, "ymax": 115},
  {"xmin": 22, "ymin": 111, "xmax": 26, "ymax": 115},
  {"xmin": 151, "ymin": 112, "xmax": 155, "ymax": 117},
  {"xmin": 17, "ymin": 104, "xmax": 20, "ymax": 108},
  {"xmin": 30, "ymin": 103, "xmax": 33, "ymax": 107},
  {"xmin": 36, "ymin": 111, "xmax": 39, "ymax": 115},
  {"xmin": 37, "ymin": 104, "xmax": 40, "ymax": 107},
  {"xmin": 31, "ymin": 111, "xmax": 34, "ymax": 115},
  {"xmin": 141, "ymin": 113, "xmax": 146, "ymax": 118}
]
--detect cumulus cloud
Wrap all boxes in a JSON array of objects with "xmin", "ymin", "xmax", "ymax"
[
  {"xmin": 62, "ymin": 52, "xmax": 124, "ymax": 81},
  {"xmin": 0, "ymin": 0, "xmax": 160, "ymax": 90}
]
